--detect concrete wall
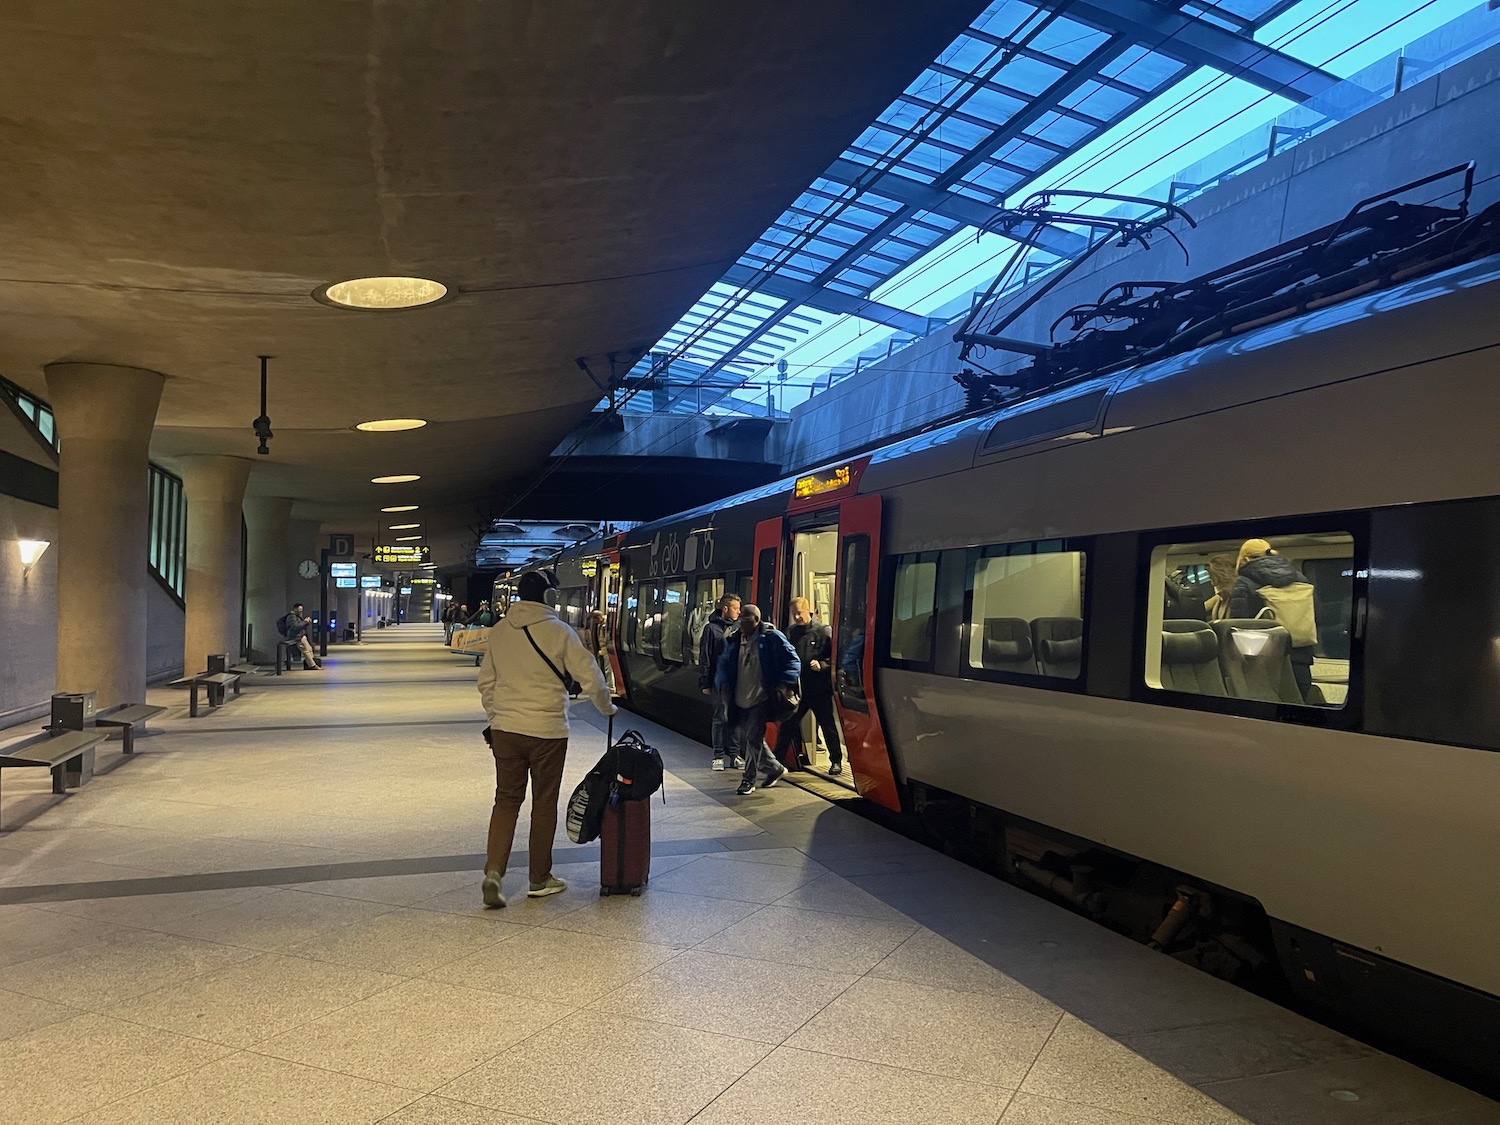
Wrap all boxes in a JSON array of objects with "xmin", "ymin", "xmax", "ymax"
[
  {"xmin": 0, "ymin": 400, "xmax": 190, "ymax": 724},
  {"xmin": 782, "ymin": 40, "xmax": 1500, "ymax": 470},
  {"xmin": 146, "ymin": 574, "xmax": 185, "ymax": 682}
]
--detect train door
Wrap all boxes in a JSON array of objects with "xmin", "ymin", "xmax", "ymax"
[
  {"xmin": 832, "ymin": 494, "xmax": 900, "ymax": 811},
  {"xmin": 784, "ymin": 514, "xmax": 850, "ymax": 789}
]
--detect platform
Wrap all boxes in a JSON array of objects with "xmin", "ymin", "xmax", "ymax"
[{"xmin": 0, "ymin": 625, "xmax": 1493, "ymax": 1125}]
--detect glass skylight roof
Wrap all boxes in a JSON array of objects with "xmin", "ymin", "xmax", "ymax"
[{"xmin": 612, "ymin": 0, "xmax": 1344, "ymax": 415}]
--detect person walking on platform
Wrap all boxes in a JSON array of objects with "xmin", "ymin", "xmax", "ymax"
[
  {"xmin": 774, "ymin": 596, "xmax": 845, "ymax": 775},
  {"xmin": 281, "ymin": 602, "xmax": 323, "ymax": 670},
  {"xmin": 715, "ymin": 603, "xmax": 799, "ymax": 795},
  {"xmin": 698, "ymin": 593, "xmax": 744, "ymax": 771},
  {"xmin": 476, "ymin": 569, "xmax": 615, "ymax": 908}
]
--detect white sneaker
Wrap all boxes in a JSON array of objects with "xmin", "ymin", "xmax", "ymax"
[
  {"xmin": 711, "ymin": 758, "xmax": 726, "ymax": 771},
  {"xmin": 527, "ymin": 875, "xmax": 567, "ymax": 898}
]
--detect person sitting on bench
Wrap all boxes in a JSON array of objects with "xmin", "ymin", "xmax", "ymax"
[{"xmin": 279, "ymin": 602, "xmax": 323, "ymax": 670}]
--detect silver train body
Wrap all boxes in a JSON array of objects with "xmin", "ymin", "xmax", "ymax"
[{"xmin": 863, "ymin": 255, "xmax": 1500, "ymax": 1075}]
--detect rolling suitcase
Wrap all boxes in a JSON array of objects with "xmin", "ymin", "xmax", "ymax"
[{"xmin": 599, "ymin": 793, "xmax": 651, "ymax": 896}]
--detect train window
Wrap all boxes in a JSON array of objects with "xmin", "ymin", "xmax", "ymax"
[
  {"xmin": 689, "ymin": 577, "xmax": 724, "ymax": 664},
  {"xmin": 837, "ymin": 535, "xmax": 870, "ymax": 709},
  {"xmin": 1144, "ymin": 531, "xmax": 1353, "ymax": 708},
  {"xmin": 662, "ymin": 580, "xmax": 689, "ymax": 664},
  {"xmin": 888, "ymin": 553, "xmax": 938, "ymax": 664},
  {"xmin": 755, "ymin": 548, "xmax": 777, "ymax": 619},
  {"xmin": 966, "ymin": 542, "xmax": 1086, "ymax": 679},
  {"xmin": 635, "ymin": 583, "xmax": 662, "ymax": 660},
  {"xmin": 623, "ymin": 583, "xmax": 639, "ymax": 653}
]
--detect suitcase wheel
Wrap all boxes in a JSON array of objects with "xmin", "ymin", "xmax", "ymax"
[
  {"xmin": 629, "ymin": 888, "xmax": 642, "ymax": 897},
  {"xmin": 599, "ymin": 887, "xmax": 612, "ymax": 897}
]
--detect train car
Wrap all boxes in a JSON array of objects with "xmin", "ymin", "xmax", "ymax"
[{"xmin": 561, "ymin": 250, "xmax": 1500, "ymax": 1085}]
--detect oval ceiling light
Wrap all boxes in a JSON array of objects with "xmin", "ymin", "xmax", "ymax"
[
  {"xmin": 318, "ymin": 277, "xmax": 448, "ymax": 310},
  {"xmin": 356, "ymin": 418, "xmax": 428, "ymax": 432},
  {"xmin": 371, "ymin": 474, "xmax": 420, "ymax": 484},
  {"xmin": 381, "ymin": 505, "xmax": 418, "ymax": 513},
  {"xmin": 395, "ymin": 535, "xmax": 423, "ymax": 542},
  {"xmin": 389, "ymin": 523, "xmax": 420, "ymax": 530}
]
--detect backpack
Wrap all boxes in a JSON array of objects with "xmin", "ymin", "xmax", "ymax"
[
  {"xmin": 565, "ymin": 729, "xmax": 663, "ymax": 845},
  {"xmin": 1255, "ymin": 582, "xmax": 1318, "ymax": 648},
  {"xmin": 275, "ymin": 614, "xmax": 291, "ymax": 638}
]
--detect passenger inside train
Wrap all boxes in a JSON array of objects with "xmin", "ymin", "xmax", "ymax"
[{"xmin": 1148, "ymin": 532, "xmax": 1353, "ymax": 707}]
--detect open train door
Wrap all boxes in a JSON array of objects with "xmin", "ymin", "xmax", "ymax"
[{"xmin": 833, "ymin": 494, "xmax": 901, "ymax": 811}]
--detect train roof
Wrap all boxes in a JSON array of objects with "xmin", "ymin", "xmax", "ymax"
[{"xmin": 628, "ymin": 251, "xmax": 1500, "ymax": 531}]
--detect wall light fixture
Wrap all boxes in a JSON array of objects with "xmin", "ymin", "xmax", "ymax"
[{"xmin": 18, "ymin": 539, "xmax": 50, "ymax": 578}]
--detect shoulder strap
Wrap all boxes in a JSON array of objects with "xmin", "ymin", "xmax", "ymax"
[{"xmin": 522, "ymin": 625, "xmax": 570, "ymax": 688}]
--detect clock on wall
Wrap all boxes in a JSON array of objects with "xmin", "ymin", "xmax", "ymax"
[{"xmin": 298, "ymin": 560, "xmax": 320, "ymax": 579}]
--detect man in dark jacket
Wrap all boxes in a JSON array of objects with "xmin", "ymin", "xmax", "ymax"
[
  {"xmin": 1229, "ymin": 538, "xmax": 1317, "ymax": 700},
  {"xmin": 281, "ymin": 603, "xmax": 322, "ymax": 670},
  {"xmin": 774, "ymin": 597, "xmax": 846, "ymax": 775},
  {"xmin": 697, "ymin": 593, "xmax": 741, "ymax": 770},
  {"xmin": 715, "ymin": 603, "xmax": 799, "ymax": 795}
]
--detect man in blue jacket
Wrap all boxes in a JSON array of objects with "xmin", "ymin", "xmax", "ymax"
[{"xmin": 715, "ymin": 603, "xmax": 800, "ymax": 795}]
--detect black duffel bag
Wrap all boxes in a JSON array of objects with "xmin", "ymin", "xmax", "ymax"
[{"xmin": 566, "ymin": 728, "xmax": 663, "ymax": 845}]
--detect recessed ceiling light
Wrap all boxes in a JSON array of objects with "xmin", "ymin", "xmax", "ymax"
[
  {"xmin": 395, "ymin": 535, "xmax": 422, "ymax": 542},
  {"xmin": 381, "ymin": 505, "xmax": 418, "ymax": 513},
  {"xmin": 356, "ymin": 418, "xmax": 428, "ymax": 432},
  {"xmin": 371, "ymin": 474, "xmax": 420, "ymax": 484},
  {"xmin": 389, "ymin": 523, "xmax": 420, "ymax": 530},
  {"xmin": 318, "ymin": 277, "xmax": 448, "ymax": 310}
]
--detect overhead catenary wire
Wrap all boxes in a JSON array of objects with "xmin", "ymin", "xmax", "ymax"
[{"xmin": 509, "ymin": 0, "xmax": 1464, "ymax": 517}]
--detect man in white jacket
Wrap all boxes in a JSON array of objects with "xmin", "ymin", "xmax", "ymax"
[{"xmin": 476, "ymin": 570, "xmax": 615, "ymax": 907}]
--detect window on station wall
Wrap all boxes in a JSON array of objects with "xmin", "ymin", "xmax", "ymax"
[
  {"xmin": 148, "ymin": 463, "xmax": 187, "ymax": 601},
  {"xmin": 0, "ymin": 374, "xmax": 59, "ymax": 453},
  {"xmin": 662, "ymin": 580, "xmax": 689, "ymax": 664},
  {"xmin": 888, "ymin": 553, "xmax": 939, "ymax": 664},
  {"xmin": 689, "ymin": 576, "xmax": 724, "ymax": 666},
  {"xmin": 967, "ymin": 541, "xmax": 1085, "ymax": 680},
  {"xmin": 1144, "ymin": 530, "xmax": 1353, "ymax": 708},
  {"xmin": 635, "ymin": 582, "xmax": 663, "ymax": 660}
]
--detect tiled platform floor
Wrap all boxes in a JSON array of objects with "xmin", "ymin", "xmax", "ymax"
[{"xmin": 0, "ymin": 625, "xmax": 1495, "ymax": 1125}]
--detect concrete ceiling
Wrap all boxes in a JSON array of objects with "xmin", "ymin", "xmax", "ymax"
[{"xmin": 0, "ymin": 1, "xmax": 984, "ymax": 565}]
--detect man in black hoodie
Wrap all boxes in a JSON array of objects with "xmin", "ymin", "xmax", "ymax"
[{"xmin": 1229, "ymin": 538, "xmax": 1317, "ymax": 700}]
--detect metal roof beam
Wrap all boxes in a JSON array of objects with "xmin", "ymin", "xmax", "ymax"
[
  {"xmin": 822, "ymin": 159, "xmax": 1089, "ymax": 257},
  {"xmin": 1040, "ymin": 0, "xmax": 1345, "ymax": 105},
  {"xmin": 721, "ymin": 263, "xmax": 930, "ymax": 334}
]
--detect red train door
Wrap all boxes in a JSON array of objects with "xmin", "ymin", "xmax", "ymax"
[{"xmin": 833, "ymin": 494, "xmax": 901, "ymax": 811}]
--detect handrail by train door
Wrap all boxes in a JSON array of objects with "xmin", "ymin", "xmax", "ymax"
[
  {"xmin": 602, "ymin": 549, "xmax": 626, "ymax": 700},
  {"xmin": 833, "ymin": 494, "xmax": 901, "ymax": 811}
]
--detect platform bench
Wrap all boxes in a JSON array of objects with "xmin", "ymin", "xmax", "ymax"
[
  {"xmin": 274, "ymin": 640, "xmax": 303, "ymax": 674},
  {"xmin": 0, "ymin": 729, "xmax": 105, "ymax": 830},
  {"xmin": 94, "ymin": 703, "xmax": 168, "ymax": 754},
  {"xmin": 168, "ymin": 671, "xmax": 243, "ymax": 718}
]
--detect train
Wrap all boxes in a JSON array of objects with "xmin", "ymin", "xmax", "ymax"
[{"xmin": 542, "ymin": 248, "xmax": 1500, "ymax": 1085}]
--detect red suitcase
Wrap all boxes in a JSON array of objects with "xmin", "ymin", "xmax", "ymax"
[{"xmin": 599, "ymin": 795, "xmax": 651, "ymax": 896}]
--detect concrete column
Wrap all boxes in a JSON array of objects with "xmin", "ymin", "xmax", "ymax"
[
  {"xmin": 179, "ymin": 457, "xmax": 252, "ymax": 673},
  {"xmin": 244, "ymin": 496, "xmax": 292, "ymax": 662},
  {"xmin": 44, "ymin": 362, "xmax": 166, "ymax": 709}
]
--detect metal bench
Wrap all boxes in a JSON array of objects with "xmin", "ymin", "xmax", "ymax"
[
  {"xmin": 0, "ymin": 729, "xmax": 106, "ymax": 829},
  {"xmin": 94, "ymin": 703, "xmax": 168, "ymax": 754},
  {"xmin": 168, "ymin": 671, "xmax": 243, "ymax": 717}
]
